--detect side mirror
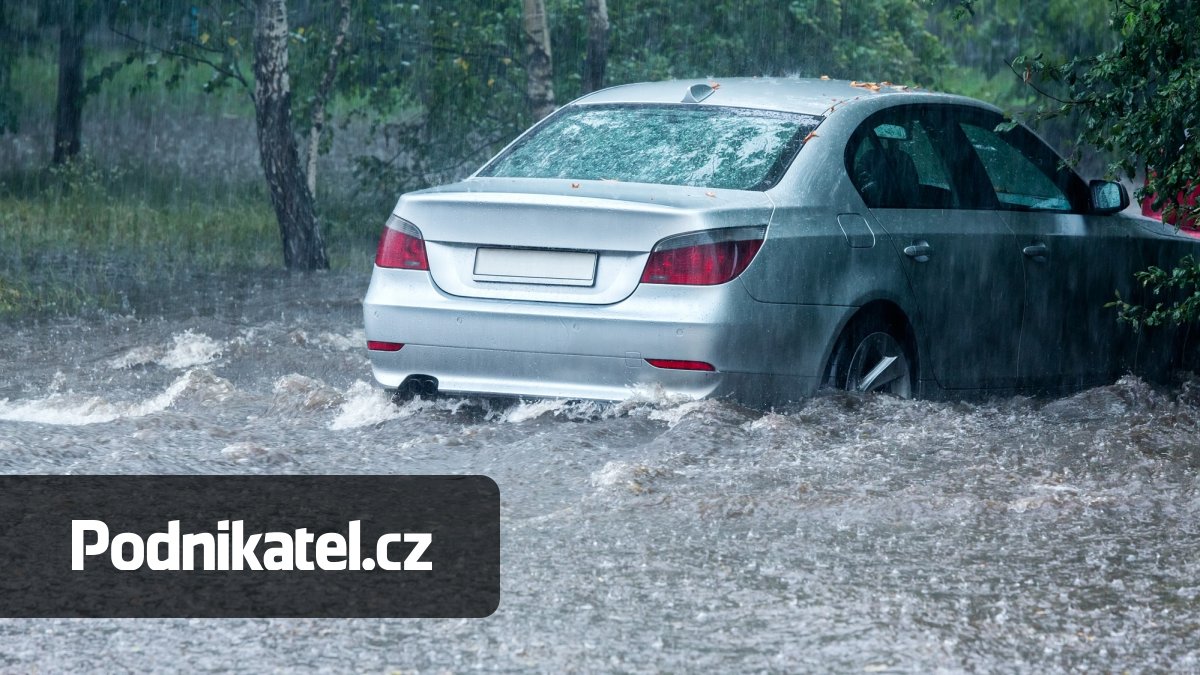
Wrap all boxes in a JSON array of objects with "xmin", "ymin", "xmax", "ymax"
[{"xmin": 1089, "ymin": 180, "xmax": 1129, "ymax": 215}]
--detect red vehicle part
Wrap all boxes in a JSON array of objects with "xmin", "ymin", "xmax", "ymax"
[{"xmin": 1141, "ymin": 176, "xmax": 1200, "ymax": 237}]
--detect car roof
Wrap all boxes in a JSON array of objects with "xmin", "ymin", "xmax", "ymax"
[{"xmin": 574, "ymin": 77, "xmax": 996, "ymax": 118}]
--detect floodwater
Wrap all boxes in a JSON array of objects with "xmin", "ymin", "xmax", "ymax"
[{"xmin": 1, "ymin": 270, "xmax": 1198, "ymax": 672}]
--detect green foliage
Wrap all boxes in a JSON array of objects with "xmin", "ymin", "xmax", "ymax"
[
  {"xmin": 345, "ymin": 2, "xmax": 528, "ymax": 193},
  {"xmin": 0, "ymin": 2, "xmax": 34, "ymax": 134},
  {"xmin": 1111, "ymin": 256, "xmax": 1200, "ymax": 329},
  {"xmin": 0, "ymin": 68, "xmax": 18, "ymax": 134},
  {"xmin": 4, "ymin": 0, "xmax": 1128, "ymax": 197},
  {"xmin": 7, "ymin": 0, "xmax": 1195, "ymax": 317},
  {"xmin": 927, "ymin": 0, "xmax": 1115, "ymax": 160},
  {"xmin": 1009, "ymin": 0, "xmax": 1199, "ymax": 328},
  {"xmin": 353, "ymin": 0, "xmax": 955, "ymax": 193},
  {"xmin": 110, "ymin": 1, "xmax": 370, "ymax": 117},
  {"xmin": 347, "ymin": 0, "xmax": 1119, "ymax": 192},
  {"xmin": 1013, "ymin": 1, "xmax": 1197, "ymax": 210},
  {"xmin": 108, "ymin": 1, "xmax": 253, "ymax": 95},
  {"xmin": 584, "ymin": 0, "xmax": 946, "ymax": 86}
]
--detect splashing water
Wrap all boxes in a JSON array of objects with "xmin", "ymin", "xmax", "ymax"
[
  {"xmin": 0, "ymin": 369, "xmax": 232, "ymax": 426},
  {"xmin": 108, "ymin": 330, "xmax": 224, "ymax": 370},
  {"xmin": 328, "ymin": 381, "xmax": 436, "ymax": 430},
  {"xmin": 0, "ymin": 273, "xmax": 1197, "ymax": 672}
]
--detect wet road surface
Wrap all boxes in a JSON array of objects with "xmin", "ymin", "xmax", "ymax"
[{"xmin": 1, "ymin": 271, "xmax": 1198, "ymax": 672}]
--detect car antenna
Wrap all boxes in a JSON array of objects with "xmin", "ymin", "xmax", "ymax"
[{"xmin": 682, "ymin": 83, "xmax": 716, "ymax": 103}]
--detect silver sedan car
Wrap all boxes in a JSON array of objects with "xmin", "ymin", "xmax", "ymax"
[{"xmin": 363, "ymin": 78, "xmax": 1195, "ymax": 404}]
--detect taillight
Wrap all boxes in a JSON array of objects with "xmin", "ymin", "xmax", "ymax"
[
  {"xmin": 375, "ymin": 217, "xmax": 429, "ymax": 270},
  {"xmin": 641, "ymin": 226, "xmax": 766, "ymax": 285},
  {"xmin": 367, "ymin": 341, "xmax": 404, "ymax": 352}
]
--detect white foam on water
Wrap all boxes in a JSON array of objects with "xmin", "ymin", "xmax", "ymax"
[
  {"xmin": 219, "ymin": 441, "xmax": 291, "ymax": 464},
  {"xmin": 0, "ymin": 369, "xmax": 228, "ymax": 426},
  {"xmin": 589, "ymin": 460, "xmax": 668, "ymax": 494},
  {"xmin": 220, "ymin": 442, "xmax": 271, "ymax": 460},
  {"xmin": 745, "ymin": 412, "xmax": 798, "ymax": 433},
  {"xmin": 107, "ymin": 345, "xmax": 161, "ymax": 369},
  {"xmin": 108, "ymin": 330, "xmax": 223, "ymax": 370},
  {"xmin": 1006, "ymin": 483, "xmax": 1119, "ymax": 514},
  {"xmin": 591, "ymin": 460, "xmax": 633, "ymax": 487},
  {"xmin": 275, "ymin": 327, "xmax": 363, "ymax": 352},
  {"xmin": 645, "ymin": 399, "xmax": 720, "ymax": 428},
  {"xmin": 329, "ymin": 381, "xmax": 433, "ymax": 430},
  {"xmin": 272, "ymin": 374, "xmax": 344, "ymax": 411},
  {"xmin": 158, "ymin": 331, "xmax": 223, "ymax": 369},
  {"xmin": 1041, "ymin": 374, "xmax": 1164, "ymax": 421},
  {"xmin": 620, "ymin": 383, "xmax": 698, "ymax": 408},
  {"xmin": 500, "ymin": 398, "xmax": 579, "ymax": 424},
  {"xmin": 604, "ymin": 384, "xmax": 708, "ymax": 423},
  {"xmin": 498, "ymin": 385, "xmax": 705, "ymax": 424},
  {"xmin": 48, "ymin": 370, "xmax": 67, "ymax": 393},
  {"xmin": 315, "ymin": 329, "xmax": 365, "ymax": 351}
]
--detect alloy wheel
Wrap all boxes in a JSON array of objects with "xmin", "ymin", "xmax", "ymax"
[{"xmin": 845, "ymin": 331, "xmax": 912, "ymax": 398}]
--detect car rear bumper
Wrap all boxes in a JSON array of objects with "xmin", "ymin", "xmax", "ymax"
[{"xmin": 362, "ymin": 268, "xmax": 852, "ymax": 404}]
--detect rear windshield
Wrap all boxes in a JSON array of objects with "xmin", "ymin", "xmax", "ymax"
[{"xmin": 478, "ymin": 104, "xmax": 822, "ymax": 191}]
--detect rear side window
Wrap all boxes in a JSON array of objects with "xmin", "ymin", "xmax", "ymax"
[
  {"xmin": 846, "ymin": 111, "xmax": 958, "ymax": 209},
  {"xmin": 479, "ymin": 104, "xmax": 822, "ymax": 191}
]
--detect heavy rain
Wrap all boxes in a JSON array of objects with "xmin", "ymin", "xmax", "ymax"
[{"xmin": 1, "ymin": 0, "xmax": 1198, "ymax": 672}]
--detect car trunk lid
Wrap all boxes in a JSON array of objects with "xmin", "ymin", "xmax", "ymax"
[{"xmin": 394, "ymin": 177, "xmax": 774, "ymax": 304}]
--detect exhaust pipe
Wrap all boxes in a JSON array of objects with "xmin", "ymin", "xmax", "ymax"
[
  {"xmin": 417, "ymin": 376, "xmax": 438, "ymax": 397},
  {"xmin": 393, "ymin": 375, "xmax": 439, "ymax": 402}
]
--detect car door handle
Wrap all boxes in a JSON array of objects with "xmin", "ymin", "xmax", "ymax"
[
  {"xmin": 903, "ymin": 241, "xmax": 933, "ymax": 262},
  {"xmin": 1023, "ymin": 243, "xmax": 1048, "ymax": 261}
]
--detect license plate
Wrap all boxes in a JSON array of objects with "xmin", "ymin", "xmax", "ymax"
[{"xmin": 473, "ymin": 248, "xmax": 598, "ymax": 286}]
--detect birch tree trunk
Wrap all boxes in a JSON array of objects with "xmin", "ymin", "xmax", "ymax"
[
  {"xmin": 253, "ymin": 0, "xmax": 328, "ymax": 270},
  {"xmin": 305, "ymin": 0, "xmax": 352, "ymax": 199},
  {"xmin": 581, "ymin": 0, "xmax": 608, "ymax": 94},
  {"xmin": 521, "ymin": 0, "xmax": 555, "ymax": 122}
]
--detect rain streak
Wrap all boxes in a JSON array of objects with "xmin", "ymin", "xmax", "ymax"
[{"xmin": 0, "ymin": 272, "xmax": 1197, "ymax": 671}]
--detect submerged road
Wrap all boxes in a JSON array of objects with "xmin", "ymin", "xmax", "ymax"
[{"xmin": 0, "ymin": 271, "xmax": 1197, "ymax": 672}]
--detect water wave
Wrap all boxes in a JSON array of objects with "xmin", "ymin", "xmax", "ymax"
[
  {"xmin": 107, "ymin": 330, "xmax": 223, "ymax": 370},
  {"xmin": 0, "ymin": 369, "xmax": 232, "ymax": 426}
]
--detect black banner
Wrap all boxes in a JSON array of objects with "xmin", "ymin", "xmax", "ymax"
[{"xmin": 0, "ymin": 475, "xmax": 499, "ymax": 618}]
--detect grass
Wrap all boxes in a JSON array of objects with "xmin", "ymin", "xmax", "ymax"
[
  {"xmin": 0, "ymin": 157, "xmax": 384, "ymax": 318},
  {"xmin": 3, "ymin": 173, "xmax": 277, "ymax": 265},
  {"xmin": 0, "ymin": 161, "xmax": 273, "ymax": 316},
  {"xmin": 0, "ymin": 44, "xmax": 392, "ymax": 320}
]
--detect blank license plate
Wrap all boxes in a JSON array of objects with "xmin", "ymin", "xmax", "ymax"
[{"xmin": 473, "ymin": 248, "xmax": 598, "ymax": 286}]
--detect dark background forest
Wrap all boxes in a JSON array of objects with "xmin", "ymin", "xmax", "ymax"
[{"xmin": 0, "ymin": 0, "xmax": 1194, "ymax": 321}]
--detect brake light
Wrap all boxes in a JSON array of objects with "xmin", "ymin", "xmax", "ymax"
[
  {"xmin": 641, "ymin": 226, "xmax": 766, "ymax": 285},
  {"xmin": 645, "ymin": 359, "xmax": 716, "ymax": 371},
  {"xmin": 375, "ymin": 218, "xmax": 429, "ymax": 270}
]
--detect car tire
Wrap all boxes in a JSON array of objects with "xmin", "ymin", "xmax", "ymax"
[{"xmin": 825, "ymin": 314, "xmax": 915, "ymax": 398}]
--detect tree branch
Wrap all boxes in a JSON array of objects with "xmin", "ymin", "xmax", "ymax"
[
  {"xmin": 306, "ymin": 0, "xmax": 352, "ymax": 197},
  {"xmin": 110, "ymin": 26, "xmax": 250, "ymax": 91},
  {"xmin": 1008, "ymin": 59, "xmax": 1085, "ymax": 107}
]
